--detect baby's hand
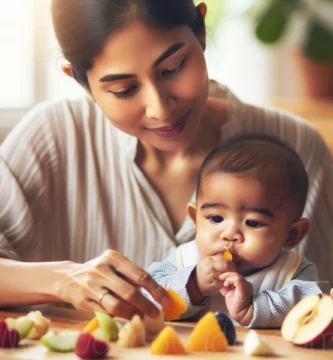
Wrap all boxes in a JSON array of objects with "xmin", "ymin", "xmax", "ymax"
[
  {"xmin": 219, "ymin": 272, "xmax": 253, "ymax": 326},
  {"xmin": 195, "ymin": 254, "xmax": 237, "ymax": 297}
]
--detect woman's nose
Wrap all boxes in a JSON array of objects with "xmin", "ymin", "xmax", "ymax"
[{"xmin": 145, "ymin": 84, "xmax": 177, "ymax": 121}]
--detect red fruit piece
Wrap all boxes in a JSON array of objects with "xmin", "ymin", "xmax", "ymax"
[
  {"xmin": 75, "ymin": 332, "xmax": 109, "ymax": 359},
  {"xmin": 0, "ymin": 319, "xmax": 20, "ymax": 348}
]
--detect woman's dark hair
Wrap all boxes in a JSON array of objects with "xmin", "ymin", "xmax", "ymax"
[
  {"xmin": 197, "ymin": 134, "xmax": 309, "ymax": 218},
  {"xmin": 52, "ymin": 0, "xmax": 205, "ymax": 89}
]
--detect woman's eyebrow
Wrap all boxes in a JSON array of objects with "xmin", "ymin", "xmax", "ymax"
[
  {"xmin": 99, "ymin": 42, "xmax": 185, "ymax": 83},
  {"xmin": 152, "ymin": 42, "xmax": 185, "ymax": 68}
]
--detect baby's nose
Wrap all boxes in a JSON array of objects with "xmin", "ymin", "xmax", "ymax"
[{"xmin": 219, "ymin": 223, "xmax": 243, "ymax": 243}]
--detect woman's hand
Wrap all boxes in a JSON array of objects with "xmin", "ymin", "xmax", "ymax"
[
  {"xmin": 219, "ymin": 272, "xmax": 253, "ymax": 326},
  {"xmin": 195, "ymin": 254, "xmax": 237, "ymax": 297},
  {"xmin": 51, "ymin": 250, "xmax": 170, "ymax": 319}
]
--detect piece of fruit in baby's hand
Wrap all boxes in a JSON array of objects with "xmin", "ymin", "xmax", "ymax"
[
  {"xmin": 25, "ymin": 311, "xmax": 50, "ymax": 340},
  {"xmin": 117, "ymin": 314, "xmax": 145, "ymax": 348},
  {"xmin": 243, "ymin": 330, "xmax": 276, "ymax": 356},
  {"xmin": 163, "ymin": 288, "xmax": 187, "ymax": 321},
  {"xmin": 75, "ymin": 332, "xmax": 109, "ymax": 359},
  {"xmin": 41, "ymin": 330, "xmax": 80, "ymax": 352},
  {"xmin": 223, "ymin": 249, "xmax": 233, "ymax": 261},
  {"xmin": 281, "ymin": 293, "xmax": 333, "ymax": 347},
  {"xmin": 0, "ymin": 319, "xmax": 20, "ymax": 348},
  {"xmin": 214, "ymin": 311, "xmax": 236, "ymax": 345}
]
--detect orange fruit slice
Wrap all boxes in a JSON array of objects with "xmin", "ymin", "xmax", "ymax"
[
  {"xmin": 150, "ymin": 326, "xmax": 186, "ymax": 355},
  {"xmin": 163, "ymin": 289, "xmax": 187, "ymax": 321},
  {"xmin": 223, "ymin": 249, "xmax": 233, "ymax": 261}
]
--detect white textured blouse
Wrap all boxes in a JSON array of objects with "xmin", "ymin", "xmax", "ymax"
[{"xmin": 0, "ymin": 82, "xmax": 332, "ymax": 284}]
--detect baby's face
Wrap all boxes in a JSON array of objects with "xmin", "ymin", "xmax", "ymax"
[{"xmin": 194, "ymin": 172, "xmax": 295, "ymax": 276}]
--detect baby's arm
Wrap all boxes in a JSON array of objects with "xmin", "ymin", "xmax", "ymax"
[{"xmin": 244, "ymin": 258, "xmax": 330, "ymax": 328}]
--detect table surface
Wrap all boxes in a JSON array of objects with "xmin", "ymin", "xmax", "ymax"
[{"xmin": 1, "ymin": 305, "xmax": 333, "ymax": 359}]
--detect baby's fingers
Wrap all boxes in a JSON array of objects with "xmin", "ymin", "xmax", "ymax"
[{"xmin": 219, "ymin": 272, "xmax": 242, "ymax": 287}]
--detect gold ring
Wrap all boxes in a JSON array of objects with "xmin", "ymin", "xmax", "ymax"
[{"xmin": 98, "ymin": 290, "xmax": 109, "ymax": 307}]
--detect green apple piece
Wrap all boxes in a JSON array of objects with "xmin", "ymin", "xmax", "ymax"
[
  {"xmin": 5, "ymin": 317, "xmax": 34, "ymax": 339},
  {"xmin": 95, "ymin": 311, "xmax": 118, "ymax": 341},
  {"xmin": 92, "ymin": 328, "xmax": 109, "ymax": 342},
  {"xmin": 41, "ymin": 330, "xmax": 80, "ymax": 352}
]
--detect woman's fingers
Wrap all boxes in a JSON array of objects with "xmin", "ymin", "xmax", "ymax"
[
  {"xmin": 95, "ymin": 292, "xmax": 143, "ymax": 320},
  {"xmin": 98, "ymin": 270, "xmax": 160, "ymax": 318},
  {"xmin": 106, "ymin": 250, "xmax": 170, "ymax": 308}
]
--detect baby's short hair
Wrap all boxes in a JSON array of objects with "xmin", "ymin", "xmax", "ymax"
[{"xmin": 197, "ymin": 134, "xmax": 309, "ymax": 218}]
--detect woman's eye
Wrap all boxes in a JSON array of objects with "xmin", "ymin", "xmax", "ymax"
[
  {"xmin": 110, "ymin": 85, "xmax": 137, "ymax": 99},
  {"xmin": 208, "ymin": 216, "xmax": 224, "ymax": 224},
  {"xmin": 246, "ymin": 219, "xmax": 264, "ymax": 228},
  {"xmin": 162, "ymin": 58, "xmax": 186, "ymax": 77}
]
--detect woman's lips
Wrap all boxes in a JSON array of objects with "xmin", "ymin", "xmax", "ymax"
[{"xmin": 148, "ymin": 109, "xmax": 191, "ymax": 138}]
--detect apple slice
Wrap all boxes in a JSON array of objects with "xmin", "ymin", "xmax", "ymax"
[
  {"xmin": 41, "ymin": 330, "xmax": 80, "ymax": 352},
  {"xmin": 281, "ymin": 293, "xmax": 333, "ymax": 346},
  {"xmin": 95, "ymin": 311, "xmax": 119, "ymax": 341},
  {"xmin": 117, "ymin": 315, "xmax": 145, "ymax": 348},
  {"xmin": 26, "ymin": 311, "xmax": 50, "ymax": 340},
  {"xmin": 143, "ymin": 311, "xmax": 165, "ymax": 335},
  {"xmin": 0, "ymin": 320, "xmax": 20, "ymax": 348},
  {"xmin": 75, "ymin": 332, "xmax": 109, "ymax": 359},
  {"xmin": 243, "ymin": 330, "xmax": 276, "ymax": 356},
  {"xmin": 5, "ymin": 316, "xmax": 34, "ymax": 339}
]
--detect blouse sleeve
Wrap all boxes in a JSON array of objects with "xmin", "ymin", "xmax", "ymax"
[{"xmin": 0, "ymin": 102, "xmax": 59, "ymax": 261}]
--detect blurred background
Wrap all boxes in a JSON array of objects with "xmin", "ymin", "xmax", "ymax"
[{"xmin": 0, "ymin": 0, "xmax": 332, "ymax": 146}]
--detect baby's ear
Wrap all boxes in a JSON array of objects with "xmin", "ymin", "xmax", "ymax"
[
  {"xmin": 284, "ymin": 218, "xmax": 310, "ymax": 250},
  {"xmin": 187, "ymin": 202, "xmax": 197, "ymax": 224}
]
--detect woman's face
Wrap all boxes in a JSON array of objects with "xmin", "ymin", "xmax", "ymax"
[{"xmin": 86, "ymin": 20, "xmax": 209, "ymax": 152}]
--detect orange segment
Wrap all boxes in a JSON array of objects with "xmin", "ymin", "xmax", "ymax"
[
  {"xmin": 150, "ymin": 326, "xmax": 186, "ymax": 355},
  {"xmin": 83, "ymin": 317, "xmax": 99, "ymax": 333},
  {"xmin": 223, "ymin": 249, "xmax": 233, "ymax": 261},
  {"xmin": 163, "ymin": 289, "xmax": 187, "ymax": 321},
  {"xmin": 186, "ymin": 312, "xmax": 228, "ymax": 352}
]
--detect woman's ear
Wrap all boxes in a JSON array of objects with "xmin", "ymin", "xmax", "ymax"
[
  {"xmin": 187, "ymin": 202, "xmax": 197, "ymax": 224},
  {"xmin": 284, "ymin": 218, "xmax": 310, "ymax": 250},
  {"xmin": 195, "ymin": 3, "xmax": 207, "ymax": 50},
  {"xmin": 61, "ymin": 63, "xmax": 74, "ymax": 78},
  {"xmin": 197, "ymin": 2, "xmax": 207, "ymax": 19}
]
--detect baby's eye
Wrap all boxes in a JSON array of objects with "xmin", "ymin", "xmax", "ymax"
[
  {"xmin": 208, "ymin": 215, "xmax": 224, "ymax": 224},
  {"xmin": 246, "ymin": 219, "xmax": 264, "ymax": 228}
]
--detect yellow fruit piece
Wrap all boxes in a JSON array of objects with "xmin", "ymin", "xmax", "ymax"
[
  {"xmin": 150, "ymin": 326, "xmax": 186, "ymax": 355},
  {"xmin": 83, "ymin": 317, "xmax": 99, "ymax": 333},
  {"xmin": 223, "ymin": 249, "xmax": 233, "ymax": 261},
  {"xmin": 163, "ymin": 289, "xmax": 187, "ymax": 321},
  {"xmin": 186, "ymin": 312, "xmax": 228, "ymax": 352}
]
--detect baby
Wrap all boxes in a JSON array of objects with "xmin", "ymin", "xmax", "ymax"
[{"xmin": 148, "ymin": 134, "xmax": 329, "ymax": 328}]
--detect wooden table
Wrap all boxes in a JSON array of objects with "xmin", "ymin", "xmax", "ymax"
[{"xmin": 1, "ymin": 305, "xmax": 333, "ymax": 359}]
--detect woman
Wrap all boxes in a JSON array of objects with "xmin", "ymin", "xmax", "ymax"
[{"xmin": 0, "ymin": 0, "xmax": 332, "ymax": 318}]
